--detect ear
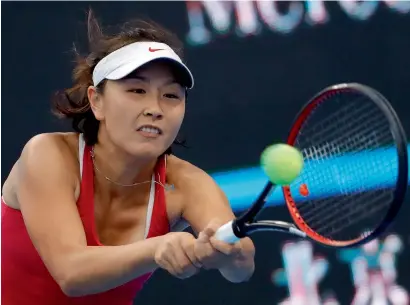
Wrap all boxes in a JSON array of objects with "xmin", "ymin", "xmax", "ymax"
[{"xmin": 87, "ymin": 86, "xmax": 104, "ymax": 121}]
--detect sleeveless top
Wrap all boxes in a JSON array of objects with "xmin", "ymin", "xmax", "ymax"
[{"xmin": 1, "ymin": 134, "xmax": 170, "ymax": 305}]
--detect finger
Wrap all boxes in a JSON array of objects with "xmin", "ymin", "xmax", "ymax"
[
  {"xmin": 195, "ymin": 238, "xmax": 215, "ymax": 259},
  {"xmin": 164, "ymin": 242, "xmax": 189, "ymax": 277},
  {"xmin": 194, "ymin": 239, "xmax": 225, "ymax": 270},
  {"xmin": 196, "ymin": 231, "xmax": 210, "ymax": 243},
  {"xmin": 202, "ymin": 226, "xmax": 216, "ymax": 238},
  {"xmin": 172, "ymin": 241, "xmax": 200, "ymax": 277},
  {"xmin": 158, "ymin": 256, "xmax": 180, "ymax": 277},
  {"xmin": 204, "ymin": 219, "xmax": 225, "ymax": 235},
  {"xmin": 209, "ymin": 237, "xmax": 241, "ymax": 256},
  {"xmin": 167, "ymin": 253, "xmax": 185, "ymax": 276},
  {"xmin": 183, "ymin": 240, "xmax": 203, "ymax": 269}
]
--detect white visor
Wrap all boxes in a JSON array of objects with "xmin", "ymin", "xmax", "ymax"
[{"xmin": 92, "ymin": 41, "xmax": 194, "ymax": 89}]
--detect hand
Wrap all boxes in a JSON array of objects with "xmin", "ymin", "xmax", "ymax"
[
  {"xmin": 194, "ymin": 219, "xmax": 252, "ymax": 270},
  {"xmin": 154, "ymin": 232, "xmax": 202, "ymax": 279}
]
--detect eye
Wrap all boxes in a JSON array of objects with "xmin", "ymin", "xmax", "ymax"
[
  {"xmin": 128, "ymin": 89, "xmax": 146, "ymax": 94},
  {"xmin": 164, "ymin": 93, "xmax": 180, "ymax": 99}
]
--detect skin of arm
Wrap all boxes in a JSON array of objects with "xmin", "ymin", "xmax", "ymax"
[{"xmin": 169, "ymin": 156, "xmax": 255, "ymax": 283}]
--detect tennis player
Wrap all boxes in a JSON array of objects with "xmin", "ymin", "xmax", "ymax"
[{"xmin": 1, "ymin": 11, "xmax": 255, "ymax": 305}]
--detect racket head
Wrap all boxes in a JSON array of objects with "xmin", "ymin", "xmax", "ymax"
[{"xmin": 283, "ymin": 83, "xmax": 408, "ymax": 248}]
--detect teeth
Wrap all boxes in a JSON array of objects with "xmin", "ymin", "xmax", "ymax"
[{"xmin": 140, "ymin": 127, "xmax": 160, "ymax": 134}]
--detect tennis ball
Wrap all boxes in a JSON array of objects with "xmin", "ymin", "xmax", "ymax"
[{"xmin": 260, "ymin": 144, "xmax": 304, "ymax": 186}]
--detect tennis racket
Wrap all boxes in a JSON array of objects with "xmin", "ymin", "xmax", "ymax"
[{"xmin": 215, "ymin": 83, "xmax": 408, "ymax": 248}]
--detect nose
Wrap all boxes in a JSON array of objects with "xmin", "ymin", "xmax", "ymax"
[{"xmin": 143, "ymin": 110, "xmax": 163, "ymax": 120}]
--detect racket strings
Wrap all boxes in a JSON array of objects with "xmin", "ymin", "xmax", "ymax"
[
  {"xmin": 301, "ymin": 98, "xmax": 384, "ymax": 152},
  {"xmin": 297, "ymin": 128, "xmax": 396, "ymax": 215},
  {"xmin": 292, "ymin": 92, "xmax": 397, "ymax": 241},
  {"xmin": 319, "ymin": 193, "xmax": 392, "ymax": 237},
  {"xmin": 300, "ymin": 95, "xmax": 361, "ymax": 135},
  {"xmin": 306, "ymin": 115, "xmax": 388, "ymax": 155},
  {"xmin": 304, "ymin": 190, "xmax": 392, "ymax": 235},
  {"xmin": 298, "ymin": 184, "xmax": 389, "ymax": 231}
]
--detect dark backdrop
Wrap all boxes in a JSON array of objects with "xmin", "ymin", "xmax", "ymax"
[{"xmin": 2, "ymin": 2, "xmax": 410, "ymax": 304}]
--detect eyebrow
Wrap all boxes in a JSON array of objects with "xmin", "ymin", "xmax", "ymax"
[{"xmin": 124, "ymin": 75, "xmax": 179, "ymax": 86}]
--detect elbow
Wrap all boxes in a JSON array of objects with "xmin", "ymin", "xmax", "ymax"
[
  {"xmin": 48, "ymin": 250, "xmax": 91, "ymax": 296},
  {"xmin": 57, "ymin": 272, "xmax": 87, "ymax": 297},
  {"xmin": 60, "ymin": 282, "xmax": 82, "ymax": 297},
  {"xmin": 59, "ymin": 279, "xmax": 81, "ymax": 297}
]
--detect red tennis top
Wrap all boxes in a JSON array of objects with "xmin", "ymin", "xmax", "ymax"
[{"xmin": 1, "ymin": 135, "xmax": 170, "ymax": 305}]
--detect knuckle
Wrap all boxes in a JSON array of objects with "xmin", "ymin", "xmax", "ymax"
[
  {"xmin": 225, "ymin": 246, "xmax": 233, "ymax": 255},
  {"xmin": 154, "ymin": 250, "xmax": 164, "ymax": 263},
  {"xmin": 180, "ymin": 265, "xmax": 191, "ymax": 275},
  {"xmin": 173, "ymin": 266, "xmax": 183, "ymax": 276},
  {"xmin": 162, "ymin": 241, "xmax": 172, "ymax": 251},
  {"xmin": 176, "ymin": 265, "xmax": 196, "ymax": 279},
  {"xmin": 185, "ymin": 266, "xmax": 199, "ymax": 277}
]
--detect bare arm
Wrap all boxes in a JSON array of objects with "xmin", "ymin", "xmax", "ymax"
[
  {"xmin": 172, "ymin": 157, "xmax": 255, "ymax": 282},
  {"xmin": 17, "ymin": 134, "xmax": 164, "ymax": 296}
]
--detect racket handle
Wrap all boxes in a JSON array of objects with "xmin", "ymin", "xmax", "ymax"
[{"xmin": 214, "ymin": 220, "xmax": 241, "ymax": 244}]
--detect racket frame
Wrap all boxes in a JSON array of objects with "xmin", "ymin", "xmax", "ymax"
[
  {"xmin": 283, "ymin": 83, "xmax": 408, "ymax": 247},
  {"xmin": 215, "ymin": 83, "xmax": 407, "ymax": 248}
]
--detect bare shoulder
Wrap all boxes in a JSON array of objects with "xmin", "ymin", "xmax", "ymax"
[
  {"xmin": 166, "ymin": 155, "xmax": 234, "ymax": 234},
  {"xmin": 166, "ymin": 154, "xmax": 216, "ymax": 188},
  {"xmin": 20, "ymin": 132, "xmax": 80, "ymax": 174},
  {"xmin": 2, "ymin": 132, "xmax": 81, "ymax": 209},
  {"xmin": 27, "ymin": 132, "xmax": 77, "ymax": 154}
]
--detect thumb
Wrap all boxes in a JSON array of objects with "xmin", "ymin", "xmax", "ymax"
[
  {"xmin": 203, "ymin": 225, "xmax": 217, "ymax": 237},
  {"xmin": 197, "ymin": 231, "xmax": 210, "ymax": 243}
]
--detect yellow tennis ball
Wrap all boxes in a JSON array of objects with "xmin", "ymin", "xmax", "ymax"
[{"xmin": 260, "ymin": 144, "xmax": 304, "ymax": 186}]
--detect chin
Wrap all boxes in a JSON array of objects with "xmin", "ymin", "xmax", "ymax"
[{"xmin": 127, "ymin": 142, "xmax": 166, "ymax": 160}]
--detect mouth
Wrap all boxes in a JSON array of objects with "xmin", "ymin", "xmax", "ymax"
[{"xmin": 137, "ymin": 125, "xmax": 163, "ymax": 137}]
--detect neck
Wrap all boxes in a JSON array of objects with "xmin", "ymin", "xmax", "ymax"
[{"xmin": 91, "ymin": 141, "xmax": 157, "ymax": 194}]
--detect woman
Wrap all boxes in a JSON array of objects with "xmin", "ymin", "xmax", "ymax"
[{"xmin": 1, "ymin": 10, "xmax": 255, "ymax": 305}]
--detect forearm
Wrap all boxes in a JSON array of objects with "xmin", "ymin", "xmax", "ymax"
[{"xmin": 61, "ymin": 236, "xmax": 164, "ymax": 296}]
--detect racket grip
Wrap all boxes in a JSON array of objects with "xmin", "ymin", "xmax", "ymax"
[{"xmin": 214, "ymin": 220, "xmax": 240, "ymax": 244}]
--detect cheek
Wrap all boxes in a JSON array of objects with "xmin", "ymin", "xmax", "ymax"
[
  {"xmin": 170, "ymin": 107, "xmax": 185, "ymax": 132},
  {"xmin": 104, "ymin": 94, "xmax": 135, "ymax": 119},
  {"xmin": 103, "ymin": 101, "xmax": 136, "ymax": 133},
  {"xmin": 105, "ymin": 104, "xmax": 125, "ymax": 122}
]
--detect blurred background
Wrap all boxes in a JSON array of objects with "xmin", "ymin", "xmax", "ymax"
[{"xmin": 2, "ymin": 1, "xmax": 410, "ymax": 304}]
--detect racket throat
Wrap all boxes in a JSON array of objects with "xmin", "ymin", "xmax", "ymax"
[{"xmin": 232, "ymin": 219, "xmax": 248, "ymax": 239}]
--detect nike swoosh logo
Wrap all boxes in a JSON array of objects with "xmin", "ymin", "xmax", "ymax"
[{"xmin": 149, "ymin": 47, "xmax": 164, "ymax": 52}]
